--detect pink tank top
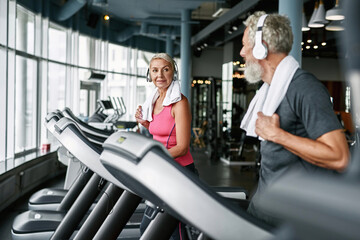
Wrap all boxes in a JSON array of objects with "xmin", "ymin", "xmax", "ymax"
[{"xmin": 149, "ymin": 105, "xmax": 194, "ymax": 166}]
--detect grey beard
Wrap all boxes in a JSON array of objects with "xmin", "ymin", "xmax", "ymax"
[{"xmin": 244, "ymin": 60, "xmax": 263, "ymax": 84}]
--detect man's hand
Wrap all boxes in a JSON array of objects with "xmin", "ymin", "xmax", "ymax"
[{"xmin": 255, "ymin": 112, "xmax": 281, "ymax": 141}]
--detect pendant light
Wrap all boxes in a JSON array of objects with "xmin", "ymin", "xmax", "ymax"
[
  {"xmin": 313, "ymin": 0, "xmax": 328, "ymax": 26},
  {"xmin": 326, "ymin": 20, "xmax": 345, "ymax": 31},
  {"xmin": 302, "ymin": 8, "xmax": 310, "ymax": 31},
  {"xmin": 326, "ymin": 0, "xmax": 345, "ymax": 21},
  {"xmin": 308, "ymin": 1, "xmax": 323, "ymax": 28}
]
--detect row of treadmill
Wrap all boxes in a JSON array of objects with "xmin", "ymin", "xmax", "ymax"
[{"xmin": 11, "ymin": 107, "xmax": 360, "ymax": 240}]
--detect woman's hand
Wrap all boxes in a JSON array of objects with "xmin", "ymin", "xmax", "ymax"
[{"xmin": 135, "ymin": 105, "xmax": 150, "ymax": 129}]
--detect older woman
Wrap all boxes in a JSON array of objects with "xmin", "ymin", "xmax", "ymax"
[{"xmin": 135, "ymin": 53, "xmax": 197, "ymax": 239}]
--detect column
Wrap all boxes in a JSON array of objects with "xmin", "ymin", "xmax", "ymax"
[
  {"xmin": 166, "ymin": 35, "xmax": 173, "ymax": 57},
  {"xmin": 279, "ymin": 0, "xmax": 302, "ymax": 66},
  {"xmin": 180, "ymin": 9, "xmax": 191, "ymax": 100}
]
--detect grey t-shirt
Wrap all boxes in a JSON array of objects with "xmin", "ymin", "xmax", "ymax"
[{"xmin": 248, "ymin": 69, "xmax": 343, "ymax": 225}]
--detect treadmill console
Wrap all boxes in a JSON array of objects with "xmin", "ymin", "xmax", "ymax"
[{"xmin": 102, "ymin": 131, "xmax": 171, "ymax": 164}]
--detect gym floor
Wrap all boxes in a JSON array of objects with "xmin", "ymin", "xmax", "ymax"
[{"xmin": 0, "ymin": 147, "xmax": 259, "ymax": 239}]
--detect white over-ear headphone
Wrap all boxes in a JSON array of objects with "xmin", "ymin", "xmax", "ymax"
[{"xmin": 253, "ymin": 14, "xmax": 268, "ymax": 60}]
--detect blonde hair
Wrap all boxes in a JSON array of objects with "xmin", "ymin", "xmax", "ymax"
[
  {"xmin": 150, "ymin": 53, "xmax": 176, "ymax": 71},
  {"xmin": 244, "ymin": 11, "xmax": 293, "ymax": 55}
]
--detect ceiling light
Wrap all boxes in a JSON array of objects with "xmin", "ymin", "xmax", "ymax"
[
  {"xmin": 212, "ymin": 8, "xmax": 230, "ymax": 18},
  {"xmin": 307, "ymin": 39, "xmax": 312, "ymax": 43},
  {"xmin": 93, "ymin": 0, "xmax": 108, "ymax": 7},
  {"xmin": 326, "ymin": 0, "xmax": 344, "ymax": 21},
  {"xmin": 232, "ymin": 26, "xmax": 238, "ymax": 31},
  {"xmin": 321, "ymin": 42, "xmax": 327, "ymax": 46},
  {"xmin": 325, "ymin": 20, "xmax": 345, "ymax": 31},
  {"xmin": 313, "ymin": 45, "xmax": 318, "ymax": 49},
  {"xmin": 203, "ymin": 43, "xmax": 208, "ymax": 47},
  {"xmin": 228, "ymin": 30, "xmax": 232, "ymax": 34},
  {"xmin": 308, "ymin": 1, "xmax": 324, "ymax": 28},
  {"xmin": 103, "ymin": 14, "xmax": 110, "ymax": 21},
  {"xmin": 302, "ymin": 9, "xmax": 310, "ymax": 31},
  {"xmin": 313, "ymin": 0, "xmax": 328, "ymax": 26}
]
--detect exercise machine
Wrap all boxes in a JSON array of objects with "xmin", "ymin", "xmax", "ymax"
[{"xmin": 100, "ymin": 131, "xmax": 272, "ymax": 239}]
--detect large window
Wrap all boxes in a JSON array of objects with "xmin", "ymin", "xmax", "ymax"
[
  {"xmin": 48, "ymin": 62, "xmax": 66, "ymax": 113},
  {"xmin": 48, "ymin": 23, "xmax": 67, "ymax": 62},
  {"xmin": 108, "ymin": 43, "xmax": 129, "ymax": 73},
  {"xmin": 15, "ymin": 55, "xmax": 37, "ymax": 153},
  {"xmin": 0, "ymin": 0, "xmax": 7, "ymax": 45},
  {"xmin": 0, "ymin": 48, "xmax": 6, "ymax": 161},
  {"xmin": 16, "ymin": 5, "xmax": 34, "ymax": 54},
  {"xmin": 79, "ymin": 35, "xmax": 91, "ymax": 68},
  {"xmin": 0, "ymin": 1, "xmax": 159, "ymax": 174}
]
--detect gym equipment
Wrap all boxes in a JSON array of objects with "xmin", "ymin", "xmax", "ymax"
[
  {"xmin": 100, "ymin": 131, "xmax": 272, "ymax": 240},
  {"xmin": 28, "ymin": 112, "xmax": 93, "ymax": 211},
  {"xmin": 13, "ymin": 117, "xmax": 142, "ymax": 240},
  {"xmin": 50, "ymin": 117, "xmax": 142, "ymax": 240},
  {"xmin": 28, "ymin": 110, "xmax": 109, "ymax": 210},
  {"xmin": 63, "ymin": 107, "xmax": 114, "ymax": 138}
]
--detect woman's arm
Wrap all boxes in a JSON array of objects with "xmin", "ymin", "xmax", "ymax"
[{"xmin": 168, "ymin": 96, "xmax": 192, "ymax": 158}]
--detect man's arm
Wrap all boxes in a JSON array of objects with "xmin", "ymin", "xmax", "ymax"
[{"xmin": 255, "ymin": 112, "xmax": 349, "ymax": 171}]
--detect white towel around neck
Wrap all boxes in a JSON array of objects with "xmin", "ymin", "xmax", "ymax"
[
  {"xmin": 240, "ymin": 55, "xmax": 299, "ymax": 139},
  {"xmin": 141, "ymin": 80, "xmax": 182, "ymax": 122}
]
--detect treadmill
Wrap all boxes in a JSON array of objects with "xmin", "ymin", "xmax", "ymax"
[
  {"xmin": 29, "ymin": 109, "xmax": 114, "ymax": 211},
  {"xmin": 99, "ymin": 131, "xmax": 273, "ymax": 240},
  {"xmin": 29, "ymin": 112, "xmax": 98, "ymax": 211},
  {"xmin": 49, "ymin": 118, "xmax": 248, "ymax": 239},
  {"xmin": 12, "ymin": 117, "xmax": 143, "ymax": 240}
]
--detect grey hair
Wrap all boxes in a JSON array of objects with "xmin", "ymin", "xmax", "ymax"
[
  {"xmin": 244, "ymin": 11, "xmax": 293, "ymax": 55},
  {"xmin": 150, "ymin": 53, "xmax": 176, "ymax": 71}
]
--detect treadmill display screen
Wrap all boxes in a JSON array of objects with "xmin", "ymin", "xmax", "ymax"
[{"xmin": 99, "ymin": 100, "xmax": 113, "ymax": 109}]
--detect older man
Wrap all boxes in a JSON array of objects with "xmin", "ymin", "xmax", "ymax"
[{"xmin": 240, "ymin": 11, "xmax": 349, "ymax": 225}]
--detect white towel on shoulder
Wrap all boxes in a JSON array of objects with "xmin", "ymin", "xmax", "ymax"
[
  {"xmin": 240, "ymin": 55, "xmax": 299, "ymax": 139},
  {"xmin": 141, "ymin": 80, "xmax": 182, "ymax": 122}
]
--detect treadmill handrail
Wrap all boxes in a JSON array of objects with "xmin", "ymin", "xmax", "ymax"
[
  {"xmin": 53, "ymin": 118, "xmax": 131, "ymax": 192},
  {"xmin": 62, "ymin": 107, "xmax": 114, "ymax": 138},
  {"xmin": 45, "ymin": 112, "xmax": 61, "ymax": 122},
  {"xmin": 54, "ymin": 117, "xmax": 103, "ymax": 154}
]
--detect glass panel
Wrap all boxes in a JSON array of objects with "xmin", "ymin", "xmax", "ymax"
[
  {"xmin": 48, "ymin": 62, "xmax": 66, "ymax": 112},
  {"xmin": 48, "ymin": 23, "xmax": 67, "ymax": 62},
  {"xmin": 79, "ymin": 89, "xmax": 88, "ymax": 117},
  {"xmin": 107, "ymin": 73, "xmax": 127, "ymax": 101},
  {"xmin": 89, "ymin": 90, "xmax": 97, "ymax": 115},
  {"xmin": 16, "ymin": 5, "xmax": 35, "ymax": 54},
  {"xmin": 15, "ymin": 55, "xmax": 37, "ymax": 153},
  {"xmin": 108, "ymin": 43, "xmax": 128, "ymax": 73},
  {"xmin": 8, "ymin": 0, "xmax": 16, "ymax": 49},
  {"xmin": 0, "ymin": 0, "xmax": 7, "ymax": 45},
  {"xmin": 222, "ymin": 62, "xmax": 233, "ymax": 130},
  {"xmin": 0, "ymin": 48, "xmax": 6, "ymax": 161},
  {"xmin": 6, "ymin": 50, "xmax": 15, "ymax": 159},
  {"xmin": 79, "ymin": 35, "xmax": 90, "ymax": 67}
]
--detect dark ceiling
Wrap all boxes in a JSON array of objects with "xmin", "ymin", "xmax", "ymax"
[{"xmin": 19, "ymin": 0, "xmax": 343, "ymax": 59}]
